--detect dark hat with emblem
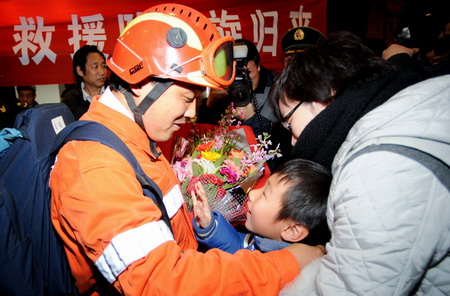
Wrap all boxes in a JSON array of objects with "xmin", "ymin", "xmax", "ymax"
[{"xmin": 281, "ymin": 27, "xmax": 325, "ymax": 55}]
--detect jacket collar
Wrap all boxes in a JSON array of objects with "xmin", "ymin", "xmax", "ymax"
[
  {"xmin": 254, "ymin": 235, "xmax": 290, "ymax": 252},
  {"xmin": 81, "ymin": 90, "xmax": 160, "ymax": 159}
]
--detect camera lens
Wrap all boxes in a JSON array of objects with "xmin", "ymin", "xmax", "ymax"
[
  {"xmin": 229, "ymin": 80, "xmax": 252, "ymax": 106},
  {"xmin": 229, "ymin": 62, "xmax": 254, "ymax": 107}
]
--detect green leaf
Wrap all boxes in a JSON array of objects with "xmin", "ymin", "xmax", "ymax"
[
  {"xmin": 231, "ymin": 157, "xmax": 241, "ymax": 166},
  {"xmin": 192, "ymin": 150, "xmax": 200, "ymax": 158},
  {"xmin": 222, "ymin": 183, "xmax": 234, "ymax": 190},
  {"xmin": 216, "ymin": 173, "xmax": 227, "ymax": 183},
  {"xmin": 214, "ymin": 155, "xmax": 227, "ymax": 167},
  {"xmin": 192, "ymin": 162, "xmax": 203, "ymax": 176}
]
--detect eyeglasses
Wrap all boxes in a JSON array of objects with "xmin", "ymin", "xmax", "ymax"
[{"xmin": 281, "ymin": 101, "xmax": 303, "ymax": 131}]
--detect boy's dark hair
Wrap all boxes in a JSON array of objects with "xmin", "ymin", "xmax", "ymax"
[
  {"xmin": 274, "ymin": 159, "xmax": 331, "ymax": 243},
  {"xmin": 72, "ymin": 45, "xmax": 106, "ymax": 84},
  {"xmin": 16, "ymin": 85, "xmax": 36, "ymax": 94}
]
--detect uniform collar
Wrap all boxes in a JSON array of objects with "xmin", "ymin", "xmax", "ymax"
[{"xmin": 82, "ymin": 90, "xmax": 160, "ymax": 159}]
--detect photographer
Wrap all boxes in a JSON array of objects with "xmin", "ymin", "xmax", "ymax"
[
  {"xmin": 384, "ymin": 1, "xmax": 449, "ymax": 78},
  {"xmin": 197, "ymin": 39, "xmax": 278, "ymax": 137}
]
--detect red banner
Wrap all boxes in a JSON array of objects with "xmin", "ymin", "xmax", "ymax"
[{"xmin": 0, "ymin": 0, "xmax": 326, "ymax": 87}]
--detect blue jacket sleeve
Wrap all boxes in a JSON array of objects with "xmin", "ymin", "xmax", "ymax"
[{"xmin": 193, "ymin": 211, "xmax": 249, "ymax": 254}]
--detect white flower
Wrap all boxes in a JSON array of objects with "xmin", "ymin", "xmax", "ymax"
[{"xmin": 193, "ymin": 158, "xmax": 218, "ymax": 174}]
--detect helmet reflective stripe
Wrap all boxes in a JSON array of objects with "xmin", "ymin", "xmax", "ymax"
[
  {"xmin": 107, "ymin": 38, "xmax": 139, "ymax": 73},
  {"xmin": 186, "ymin": 71, "xmax": 218, "ymax": 88},
  {"xmin": 120, "ymin": 12, "xmax": 202, "ymax": 51},
  {"xmin": 160, "ymin": 54, "xmax": 203, "ymax": 78}
]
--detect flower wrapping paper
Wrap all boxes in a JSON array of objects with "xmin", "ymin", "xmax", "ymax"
[{"xmin": 171, "ymin": 121, "xmax": 280, "ymax": 224}]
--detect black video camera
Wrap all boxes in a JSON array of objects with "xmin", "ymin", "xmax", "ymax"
[{"xmin": 228, "ymin": 44, "xmax": 254, "ymax": 107}]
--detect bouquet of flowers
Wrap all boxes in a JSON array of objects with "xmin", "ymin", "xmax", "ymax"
[{"xmin": 171, "ymin": 104, "xmax": 281, "ymax": 223}]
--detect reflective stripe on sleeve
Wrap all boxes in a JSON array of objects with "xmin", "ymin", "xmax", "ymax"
[
  {"xmin": 95, "ymin": 220, "xmax": 174, "ymax": 283},
  {"xmin": 163, "ymin": 185, "xmax": 185, "ymax": 218}
]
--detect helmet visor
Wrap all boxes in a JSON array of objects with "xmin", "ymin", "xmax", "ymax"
[
  {"xmin": 213, "ymin": 41, "xmax": 234, "ymax": 81},
  {"xmin": 203, "ymin": 36, "xmax": 235, "ymax": 87}
]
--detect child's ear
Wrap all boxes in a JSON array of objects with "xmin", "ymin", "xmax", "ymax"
[{"xmin": 281, "ymin": 222, "xmax": 309, "ymax": 242}]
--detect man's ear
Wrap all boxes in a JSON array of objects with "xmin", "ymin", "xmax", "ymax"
[
  {"xmin": 76, "ymin": 65, "xmax": 84, "ymax": 78},
  {"xmin": 281, "ymin": 222, "xmax": 309, "ymax": 242}
]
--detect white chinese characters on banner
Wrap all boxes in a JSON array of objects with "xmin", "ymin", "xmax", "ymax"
[
  {"xmin": 118, "ymin": 12, "xmax": 142, "ymax": 35},
  {"xmin": 290, "ymin": 5, "xmax": 312, "ymax": 28},
  {"xmin": 251, "ymin": 10, "xmax": 278, "ymax": 57},
  {"xmin": 208, "ymin": 5, "xmax": 313, "ymax": 58},
  {"xmin": 209, "ymin": 10, "xmax": 242, "ymax": 40},
  {"xmin": 10, "ymin": 5, "xmax": 315, "ymax": 67},
  {"xmin": 68, "ymin": 14, "xmax": 108, "ymax": 58},
  {"xmin": 13, "ymin": 16, "xmax": 56, "ymax": 65}
]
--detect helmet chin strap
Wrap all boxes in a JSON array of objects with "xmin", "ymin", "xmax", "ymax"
[{"xmin": 120, "ymin": 81, "xmax": 174, "ymax": 157}]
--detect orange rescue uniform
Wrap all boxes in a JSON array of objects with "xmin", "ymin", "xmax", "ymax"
[{"xmin": 50, "ymin": 95, "xmax": 299, "ymax": 295}]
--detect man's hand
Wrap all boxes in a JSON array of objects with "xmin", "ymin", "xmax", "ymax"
[
  {"xmin": 191, "ymin": 182, "xmax": 213, "ymax": 228},
  {"xmin": 284, "ymin": 243, "xmax": 326, "ymax": 269},
  {"xmin": 382, "ymin": 44, "xmax": 419, "ymax": 60}
]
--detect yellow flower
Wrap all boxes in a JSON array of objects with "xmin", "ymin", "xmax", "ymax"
[{"xmin": 201, "ymin": 151, "xmax": 222, "ymax": 162}]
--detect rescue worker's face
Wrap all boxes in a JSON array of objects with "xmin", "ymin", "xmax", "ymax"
[{"xmin": 141, "ymin": 82, "xmax": 204, "ymax": 142}]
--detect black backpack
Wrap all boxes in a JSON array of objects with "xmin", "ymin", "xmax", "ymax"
[{"xmin": 0, "ymin": 103, "xmax": 171, "ymax": 295}]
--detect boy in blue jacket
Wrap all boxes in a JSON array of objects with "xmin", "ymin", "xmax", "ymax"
[{"xmin": 191, "ymin": 159, "xmax": 331, "ymax": 253}]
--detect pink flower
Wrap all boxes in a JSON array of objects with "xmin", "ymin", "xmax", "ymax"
[
  {"xmin": 172, "ymin": 160, "xmax": 191, "ymax": 182},
  {"xmin": 220, "ymin": 167, "xmax": 239, "ymax": 184},
  {"xmin": 213, "ymin": 136, "xmax": 224, "ymax": 150},
  {"xmin": 223, "ymin": 159, "xmax": 243, "ymax": 176}
]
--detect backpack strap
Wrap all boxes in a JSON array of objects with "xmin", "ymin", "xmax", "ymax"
[
  {"xmin": 51, "ymin": 120, "xmax": 174, "ymax": 234},
  {"xmin": 343, "ymin": 144, "xmax": 450, "ymax": 191}
]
